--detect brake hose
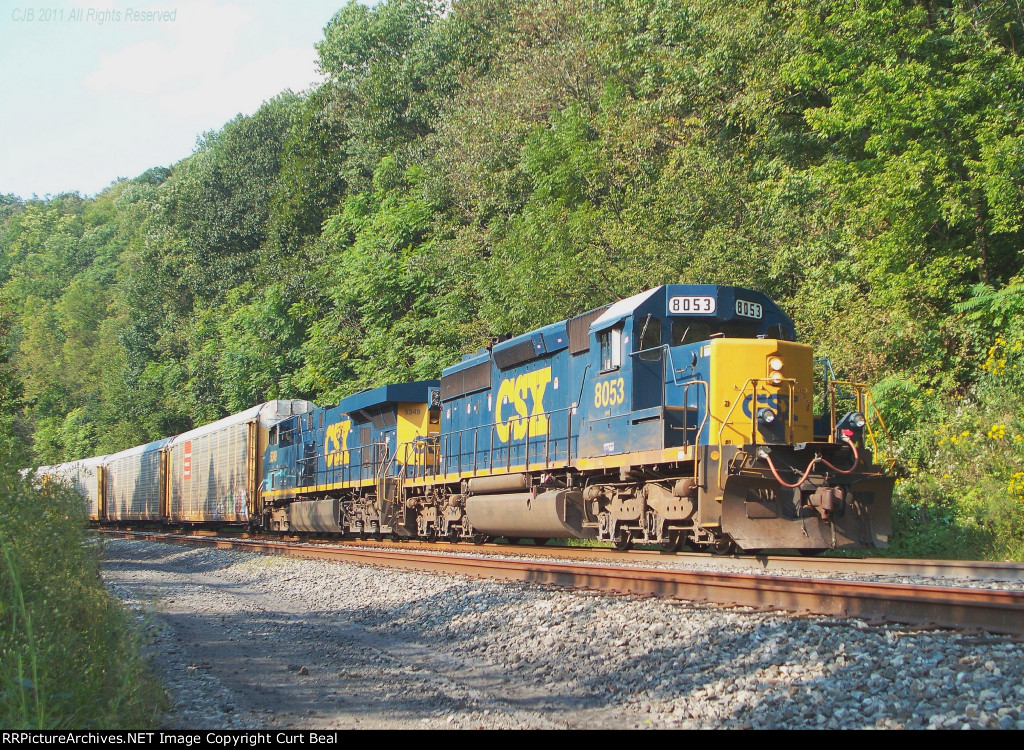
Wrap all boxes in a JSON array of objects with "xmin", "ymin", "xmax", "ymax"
[{"xmin": 819, "ymin": 436, "xmax": 860, "ymax": 474}]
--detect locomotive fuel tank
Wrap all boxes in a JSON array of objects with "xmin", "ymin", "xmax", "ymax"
[{"xmin": 463, "ymin": 474, "xmax": 594, "ymax": 538}]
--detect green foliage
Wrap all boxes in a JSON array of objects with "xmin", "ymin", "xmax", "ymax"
[
  {"xmin": 3, "ymin": 0, "xmax": 1024, "ymax": 559},
  {"xmin": 881, "ymin": 327, "xmax": 1024, "ymax": 560},
  {"xmin": 0, "ymin": 446, "xmax": 165, "ymax": 727}
]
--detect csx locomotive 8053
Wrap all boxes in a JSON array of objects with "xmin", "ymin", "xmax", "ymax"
[{"xmin": 37, "ymin": 284, "xmax": 894, "ymax": 553}]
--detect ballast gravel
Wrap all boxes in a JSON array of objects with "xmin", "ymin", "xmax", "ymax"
[{"xmin": 101, "ymin": 538, "xmax": 1024, "ymax": 730}]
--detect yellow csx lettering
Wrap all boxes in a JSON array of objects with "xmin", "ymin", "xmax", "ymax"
[
  {"xmin": 594, "ymin": 377, "xmax": 626, "ymax": 409},
  {"xmin": 496, "ymin": 367, "xmax": 552, "ymax": 443},
  {"xmin": 325, "ymin": 419, "xmax": 352, "ymax": 467}
]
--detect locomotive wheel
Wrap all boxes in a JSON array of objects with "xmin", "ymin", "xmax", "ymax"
[
  {"xmin": 611, "ymin": 529, "xmax": 633, "ymax": 552},
  {"xmin": 660, "ymin": 531, "xmax": 684, "ymax": 554},
  {"xmin": 424, "ymin": 527, "xmax": 437, "ymax": 543},
  {"xmin": 448, "ymin": 526, "xmax": 460, "ymax": 544},
  {"xmin": 798, "ymin": 548, "xmax": 827, "ymax": 557},
  {"xmin": 710, "ymin": 537, "xmax": 735, "ymax": 556},
  {"xmin": 532, "ymin": 538, "xmax": 549, "ymax": 546},
  {"xmin": 471, "ymin": 533, "xmax": 489, "ymax": 545},
  {"xmin": 506, "ymin": 537, "xmax": 521, "ymax": 545}
]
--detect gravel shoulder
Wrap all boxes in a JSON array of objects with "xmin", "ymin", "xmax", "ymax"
[{"xmin": 102, "ymin": 538, "xmax": 1024, "ymax": 730}]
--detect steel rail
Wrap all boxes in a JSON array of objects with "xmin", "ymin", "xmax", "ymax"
[
  {"xmin": 451, "ymin": 545, "xmax": 1024, "ymax": 583},
  {"xmin": 100, "ymin": 526, "xmax": 1024, "ymax": 582},
  {"xmin": 102, "ymin": 530, "xmax": 1024, "ymax": 636}
]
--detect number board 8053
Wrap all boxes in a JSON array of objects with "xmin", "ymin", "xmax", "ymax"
[
  {"xmin": 734, "ymin": 299, "xmax": 763, "ymax": 319},
  {"xmin": 668, "ymin": 296, "xmax": 716, "ymax": 315}
]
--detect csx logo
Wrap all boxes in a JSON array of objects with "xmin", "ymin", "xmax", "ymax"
[
  {"xmin": 496, "ymin": 367, "xmax": 552, "ymax": 443},
  {"xmin": 742, "ymin": 393, "xmax": 789, "ymax": 419},
  {"xmin": 325, "ymin": 419, "xmax": 352, "ymax": 467}
]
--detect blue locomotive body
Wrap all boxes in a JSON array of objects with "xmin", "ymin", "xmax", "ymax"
[
  {"xmin": 253, "ymin": 284, "xmax": 891, "ymax": 552},
  {"xmin": 260, "ymin": 381, "xmax": 439, "ymax": 535},
  {"xmin": 436, "ymin": 285, "xmax": 796, "ymax": 475}
]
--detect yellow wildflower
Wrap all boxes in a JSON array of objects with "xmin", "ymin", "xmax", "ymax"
[{"xmin": 1009, "ymin": 472, "xmax": 1024, "ymax": 502}]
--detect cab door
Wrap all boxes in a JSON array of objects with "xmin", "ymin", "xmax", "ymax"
[{"xmin": 632, "ymin": 314, "xmax": 665, "ymax": 412}]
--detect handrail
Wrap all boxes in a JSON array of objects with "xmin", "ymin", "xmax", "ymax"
[
  {"xmin": 396, "ymin": 400, "xmax": 581, "ymax": 481},
  {"xmin": 715, "ymin": 377, "xmax": 799, "ymax": 488},
  {"xmin": 826, "ymin": 380, "xmax": 896, "ymax": 471},
  {"xmin": 665, "ymin": 379, "xmax": 710, "ymax": 448}
]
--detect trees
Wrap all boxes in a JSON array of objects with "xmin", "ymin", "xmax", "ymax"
[{"xmin": 1, "ymin": 0, "xmax": 1023, "ymax": 524}]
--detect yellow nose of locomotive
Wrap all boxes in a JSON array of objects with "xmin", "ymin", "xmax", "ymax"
[{"xmin": 708, "ymin": 338, "xmax": 814, "ymax": 447}]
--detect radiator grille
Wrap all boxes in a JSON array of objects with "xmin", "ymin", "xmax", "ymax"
[
  {"xmin": 493, "ymin": 339, "xmax": 540, "ymax": 370},
  {"xmin": 568, "ymin": 306, "xmax": 609, "ymax": 354},
  {"xmin": 441, "ymin": 361, "xmax": 492, "ymax": 400}
]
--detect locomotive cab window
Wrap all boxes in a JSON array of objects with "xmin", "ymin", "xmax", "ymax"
[
  {"xmin": 765, "ymin": 323, "xmax": 793, "ymax": 341},
  {"xmin": 599, "ymin": 326, "xmax": 623, "ymax": 371},
  {"xmin": 671, "ymin": 319, "xmax": 758, "ymax": 346}
]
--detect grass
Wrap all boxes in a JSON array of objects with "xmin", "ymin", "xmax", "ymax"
[{"xmin": 0, "ymin": 445, "xmax": 166, "ymax": 728}]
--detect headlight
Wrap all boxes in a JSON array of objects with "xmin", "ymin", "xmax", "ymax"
[
  {"xmin": 768, "ymin": 371, "xmax": 784, "ymax": 385},
  {"xmin": 757, "ymin": 407, "xmax": 777, "ymax": 426},
  {"xmin": 768, "ymin": 356, "xmax": 784, "ymax": 372},
  {"xmin": 835, "ymin": 411, "xmax": 867, "ymax": 441}
]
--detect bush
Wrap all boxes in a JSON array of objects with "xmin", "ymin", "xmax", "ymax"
[
  {"xmin": 0, "ymin": 440, "xmax": 165, "ymax": 728},
  {"xmin": 881, "ymin": 333, "xmax": 1024, "ymax": 561}
]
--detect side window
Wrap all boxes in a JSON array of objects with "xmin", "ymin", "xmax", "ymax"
[
  {"xmin": 765, "ymin": 324, "xmax": 793, "ymax": 341},
  {"xmin": 638, "ymin": 316, "xmax": 663, "ymax": 361},
  {"xmin": 270, "ymin": 427, "xmax": 278, "ymax": 447},
  {"xmin": 599, "ymin": 327, "xmax": 623, "ymax": 371}
]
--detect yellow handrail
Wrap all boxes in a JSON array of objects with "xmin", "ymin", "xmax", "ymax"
[{"xmin": 826, "ymin": 381, "xmax": 896, "ymax": 472}]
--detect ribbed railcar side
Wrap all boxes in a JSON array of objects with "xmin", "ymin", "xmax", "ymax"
[
  {"xmin": 35, "ymin": 457, "xmax": 107, "ymax": 521},
  {"xmin": 103, "ymin": 439, "xmax": 171, "ymax": 522},
  {"xmin": 166, "ymin": 400, "xmax": 313, "ymax": 524}
]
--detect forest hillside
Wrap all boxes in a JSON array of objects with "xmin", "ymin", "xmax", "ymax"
[{"xmin": 3, "ymin": 0, "xmax": 1024, "ymax": 558}]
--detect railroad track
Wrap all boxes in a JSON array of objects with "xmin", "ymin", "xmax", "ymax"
[
  {"xmin": 101, "ymin": 529, "xmax": 1024, "ymax": 636},
  {"xmin": 109, "ymin": 526, "xmax": 1024, "ymax": 582},
  {"xmin": 310, "ymin": 537, "xmax": 1024, "ymax": 582}
]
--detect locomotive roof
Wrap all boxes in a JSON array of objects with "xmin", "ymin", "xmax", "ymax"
[
  {"xmin": 442, "ymin": 284, "xmax": 793, "ymax": 378},
  {"xmin": 590, "ymin": 287, "xmax": 661, "ymax": 330},
  {"xmin": 336, "ymin": 380, "xmax": 439, "ymax": 414},
  {"xmin": 590, "ymin": 284, "xmax": 790, "ymax": 331}
]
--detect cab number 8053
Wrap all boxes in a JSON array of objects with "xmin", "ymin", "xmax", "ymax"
[{"xmin": 594, "ymin": 377, "xmax": 626, "ymax": 408}]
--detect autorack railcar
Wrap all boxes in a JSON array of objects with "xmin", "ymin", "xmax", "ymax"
[{"xmin": 35, "ymin": 400, "xmax": 313, "ymax": 527}]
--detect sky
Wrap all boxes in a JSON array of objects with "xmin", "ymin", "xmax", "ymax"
[{"xmin": 0, "ymin": 0, "xmax": 352, "ymax": 199}]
